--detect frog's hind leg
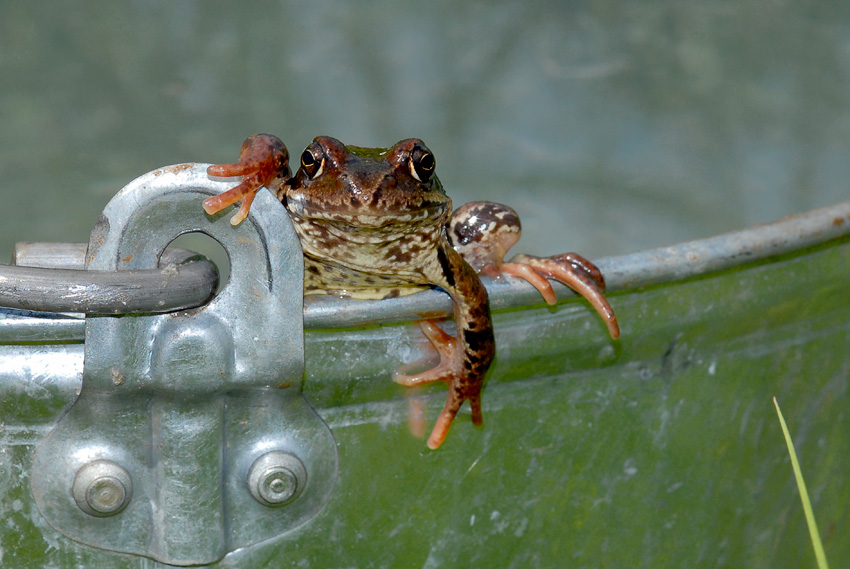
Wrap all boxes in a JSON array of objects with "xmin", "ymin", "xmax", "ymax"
[{"xmin": 394, "ymin": 320, "xmax": 484, "ymax": 449}]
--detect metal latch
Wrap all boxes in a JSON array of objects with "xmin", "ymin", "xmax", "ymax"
[{"xmin": 29, "ymin": 164, "xmax": 338, "ymax": 566}]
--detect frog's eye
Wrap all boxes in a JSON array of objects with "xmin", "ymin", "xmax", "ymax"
[
  {"xmin": 409, "ymin": 147, "xmax": 435, "ymax": 183},
  {"xmin": 301, "ymin": 147, "xmax": 325, "ymax": 179}
]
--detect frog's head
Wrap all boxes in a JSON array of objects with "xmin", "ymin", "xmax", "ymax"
[{"xmin": 285, "ymin": 136, "xmax": 450, "ymax": 227}]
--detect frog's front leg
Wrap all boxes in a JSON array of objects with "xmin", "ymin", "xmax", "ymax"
[
  {"xmin": 449, "ymin": 201, "xmax": 620, "ymax": 340},
  {"xmin": 395, "ymin": 244, "xmax": 494, "ymax": 450},
  {"xmin": 203, "ymin": 134, "xmax": 291, "ymax": 225}
]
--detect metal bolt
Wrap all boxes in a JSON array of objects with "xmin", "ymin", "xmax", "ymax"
[
  {"xmin": 73, "ymin": 459, "xmax": 133, "ymax": 517},
  {"xmin": 248, "ymin": 451, "xmax": 307, "ymax": 507}
]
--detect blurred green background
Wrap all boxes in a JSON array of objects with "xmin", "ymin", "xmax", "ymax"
[{"xmin": 2, "ymin": 1, "xmax": 848, "ymax": 262}]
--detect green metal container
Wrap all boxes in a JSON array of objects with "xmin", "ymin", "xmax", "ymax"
[{"xmin": 1, "ymin": 195, "xmax": 847, "ymax": 568}]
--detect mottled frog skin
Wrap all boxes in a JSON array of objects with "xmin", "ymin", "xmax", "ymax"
[{"xmin": 204, "ymin": 134, "xmax": 619, "ymax": 449}]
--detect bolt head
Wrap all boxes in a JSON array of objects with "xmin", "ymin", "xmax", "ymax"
[
  {"xmin": 73, "ymin": 459, "xmax": 133, "ymax": 517},
  {"xmin": 248, "ymin": 451, "xmax": 306, "ymax": 507}
]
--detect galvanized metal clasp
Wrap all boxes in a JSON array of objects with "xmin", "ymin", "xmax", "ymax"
[{"xmin": 30, "ymin": 164, "xmax": 338, "ymax": 566}]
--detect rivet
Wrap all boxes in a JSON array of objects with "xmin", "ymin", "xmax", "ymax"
[
  {"xmin": 248, "ymin": 451, "xmax": 306, "ymax": 507},
  {"xmin": 73, "ymin": 459, "xmax": 133, "ymax": 517}
]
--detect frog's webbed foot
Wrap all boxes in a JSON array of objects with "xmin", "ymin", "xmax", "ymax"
[
  {"xmin": 394, "ymin": 320, "xmax": 483, "ymax": 450},
  {"xmin": 501, "ymin": 253, "xmax": 620, "ymax": 339},
  {"xmin": 203, "ymin": 134, "xmax": 291, "ymax": 225}
]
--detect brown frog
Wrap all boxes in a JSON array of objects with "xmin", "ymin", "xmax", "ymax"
[{"xmin": 203, "ymin": 134, "xmax": 619, "ymax": 449}]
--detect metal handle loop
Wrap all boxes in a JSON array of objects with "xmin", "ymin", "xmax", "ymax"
[{"xmin": 1, "ymin": 243, "xmax": 218, "ymax": 314}]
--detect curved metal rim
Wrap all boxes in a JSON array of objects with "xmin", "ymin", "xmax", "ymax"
[
  {"xmin": 1, "ymin": 199, "xmax": 848, "ymax": 337},
  {"xmin": 302, "ymin": 199, "xmax": 850, "ymax": 327}
]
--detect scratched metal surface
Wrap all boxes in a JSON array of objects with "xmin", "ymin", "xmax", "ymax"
[
  {"xmin": 1, "ymin": 1, "xmax": 850, "ymax": 568},
  {"xmin": 2, "ymin": 235, "xmax": 848, "ymax": 568}
]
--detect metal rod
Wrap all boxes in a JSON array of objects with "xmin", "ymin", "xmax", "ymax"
[{"xmin": 0, "ymin": 246, "xmax": 218, "ymax": 315}]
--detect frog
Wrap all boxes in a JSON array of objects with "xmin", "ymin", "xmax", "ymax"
[{"xmin": 203, "ymin": 134, "xmax": 620, "ymax": 449}]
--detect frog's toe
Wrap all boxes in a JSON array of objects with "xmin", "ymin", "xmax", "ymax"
[
  {"xmin": 204, "ymin": 133, "xmax": 291, "ymax": 225},
  {"xmin": 427, "ymin": 394, "xmax": 460, "ymax": 449},
  {"xmin": 427, "ymin": 397, "xmax": 458, "ymax": 449},
  {"xmin": 202, "ymin": 177, "xmax": 262, "ymax": 218},
  {"xmin": 393, "ymin": 364, "xmax": 450, "ymax": 387},
  {"xmin": 504, "ymin": 253, "xmax": 620, "ymax": 340},
  {"xmin": 393, "ymin": 320, "xmax": 455, "ymax": 387},
  {"xmin": 207, "ymin": 161, "xmax": 257, "ymax": 178},
  {"xmin": 497, "ymin": 261, "xmax": 558, "ymax": 304},
  {"xmin": 227, "ymin": 188, "xmax": 258, "ymax": 226},
  {"xmin": 426, "ymin": 388, "xmax": 483, "ymax": 450}
]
